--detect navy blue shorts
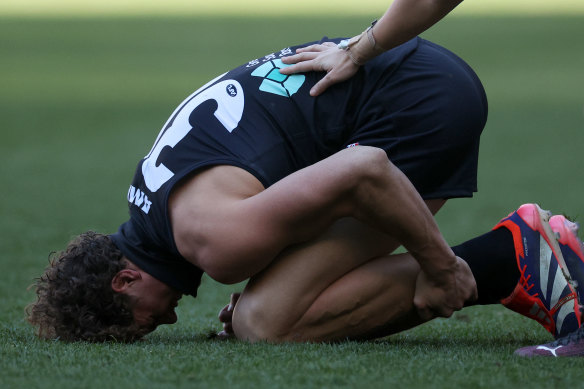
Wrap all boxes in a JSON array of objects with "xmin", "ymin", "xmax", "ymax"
[{"xmin": 345, "ymin": 39, "xmax": 488, "ymax": 199}]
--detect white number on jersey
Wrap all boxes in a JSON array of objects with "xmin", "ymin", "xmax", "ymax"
[{"xmin": 142, "ymin": 75, "xmax": 244, "ymax": 192}]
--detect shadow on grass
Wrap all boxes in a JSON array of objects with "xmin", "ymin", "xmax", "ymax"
[
  {"xmin": 375, "ymin": 335, "xmax": 543, "ymax": 351},
  {"xmin": 141, "ymin": 326, "xmax": 550, "ymax": 354}
]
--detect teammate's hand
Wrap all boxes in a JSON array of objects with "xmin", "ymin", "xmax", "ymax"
[
  {"xmin": 413, "ymin": 256, "xmax": 477, "ymax": 321},
  {"xmin": 279, "ymin": 42, "xmax": 360, "ymax": 97},
  {"xmin": 217, "ymin": 292, "xmax": 241, "ymax": 339}
]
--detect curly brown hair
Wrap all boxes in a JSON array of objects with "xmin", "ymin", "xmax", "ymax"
[{"xmin": 26, "ymin": 231, "xmax": 143, "ymax": 342}]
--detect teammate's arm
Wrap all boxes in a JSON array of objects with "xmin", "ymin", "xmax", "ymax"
[
  {"xmin": 280, "ymin": 0, "xmax": 463, "ymax": 96},
  {"xmin": 367, "ymin": 0, "xmax": 463, "ymax": 52},
  {"xmin": 170, "ymin": 146, "xmax": 476, "ymax": 318}
]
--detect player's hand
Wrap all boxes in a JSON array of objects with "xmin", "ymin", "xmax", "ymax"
[
  {"xmin": 413, "ymin": 256, "xmax": 477, "ymax": 321},
  {"xmin": 217, "ymin": 292, "xmax": 241, "ymax": 339},
  {"xmin": 279, "ymin": 42, "xmax": 360, "ymax": 97}
]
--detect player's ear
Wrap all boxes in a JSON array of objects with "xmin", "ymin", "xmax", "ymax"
[{"xmin": 111, "ymin": 269, "xmax": 142, "ymax": 293}]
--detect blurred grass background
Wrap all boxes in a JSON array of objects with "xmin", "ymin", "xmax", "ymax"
[
  {"xmin": 1, "ymin": 1, "xmax": 584, "ymax": 387},
  {"xmin": 2, "ymin": 0, "xmax": 584, "ymax": 16}
]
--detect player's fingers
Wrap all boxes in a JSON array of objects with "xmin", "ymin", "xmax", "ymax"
[
  {"xmin": 230, "ymin": 292, "xmax": 241, "ymax": 306},
  {"xmin": 218, "ymin": 310, "xmax": 229, "ymax": 323},
  {"xmin": 413, "ymin": 296, "xmax": 431, "ymax": 321},
  {"xmin": 223, "ymin": 322, "xmax": 233, "ymax": 333},
  {"xmin": 419, "ymin": 303, "xmax": 454, "ymax": 320},
  {"xmin": 416, "ymin": 306, "xmax": 434, "ymax": 322},
  {"xmin": 454, "ymin": 256, "xmax": 478, "ymax": 303},
  {"xmin": 216, "ymin": 330, "xmax": 234, "ymax": 339},
  {"xmin": 218, "ymin": 304, "xmax": 233, "ymax": 322},
  {"xmin": 438, "ymin": 306, "xmax": 454, "ymax": 318}
]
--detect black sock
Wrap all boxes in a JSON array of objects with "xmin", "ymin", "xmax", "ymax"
[{"xmin": 452, "ymin": 227, "xmax": 519, "ymax": 305}]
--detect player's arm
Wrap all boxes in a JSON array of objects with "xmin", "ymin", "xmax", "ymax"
[
  {"xmin": 280, "ymin": 0, "xmax": 463, "ymax": 96},
  {"xmin": 170, "ymin": 146, "xmax": 476, "ymax": 318}
]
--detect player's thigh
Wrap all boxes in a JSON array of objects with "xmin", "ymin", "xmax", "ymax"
[
  {"xmin": 233, "ymin": 199, "xmax": 446, "ymax": 340},
  {"xmin": 233, "ymin": 218, "xmax": 392, "ymax": 338},
  {"xmin": 241, "ymin": 198, "xmax": 445, "ymax": 310}
]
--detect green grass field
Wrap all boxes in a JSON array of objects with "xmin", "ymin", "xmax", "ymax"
[{"xmin": 2, "ymin": 6, "xmax": 584, "ymax": 389}]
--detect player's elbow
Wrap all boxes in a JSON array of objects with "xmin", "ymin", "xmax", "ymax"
[{"xmin": 354, "ymin": 145, "xmax": 391, "ymax": 170}]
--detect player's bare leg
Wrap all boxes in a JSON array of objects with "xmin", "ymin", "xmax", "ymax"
[
  {"xmin": 232, "ymin": 200, "xmax": 446, "ymax": 342},
  {"xmin": 232, "ymin": 202, "xmax": 582, "ymax": 343}
]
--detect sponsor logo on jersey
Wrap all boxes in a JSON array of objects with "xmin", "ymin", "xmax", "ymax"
[
  {"xmin": 226, "ymin": 84, "xmax": 238, "ymax": 97},
  {"xmin": 250, "ymin": 59, "xmax": 305, "ymax": 98},
  {"xmin": 127, "ymin": 185, "xmax": 152, "ymax": 214}
]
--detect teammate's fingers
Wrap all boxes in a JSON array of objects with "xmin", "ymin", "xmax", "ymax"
[
  {"xmin": 280, "ymin": 55, "xmax": 300, "ymax": 65},
  {"xmin": 293, "ymin": 44, "xmax": 320, "ymax": 53},
  {"xmin": 295, "ymin": 43, "xmax": 333, "ymax": 53},
  {"xmin": 280, "ymin": 45, "xmax": 319, "ymax": 61},
  {"xmin": 280, "ymin": 60, "xmax": 323, "ymax": 75},
  {"xmin": 309, "ymin": 74, "xmax": 337, "ymax": 96},
  {"xmin": 280, "ymin": 51, "xmax": 320, "ymax": 66},
  {"xmin": 309, "ymin": 81, "xmax": 325, "ymax": 96}
]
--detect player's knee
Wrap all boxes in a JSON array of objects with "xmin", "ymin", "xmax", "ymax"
[
  {"xmin": 232, "ymin": 292, "xmax": 292, "ymax": 343},
  {"xmin": 231, "ymin": 296, "xmax": 264, "ymax": 342}
]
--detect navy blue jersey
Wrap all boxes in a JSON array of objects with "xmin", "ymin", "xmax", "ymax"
[{"xmin": 111, "ymin": 37, "xmax": 487, "ymax": 296}]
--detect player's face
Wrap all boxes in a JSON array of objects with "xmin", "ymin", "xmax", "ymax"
[{"xmin": 130, "ymin": 272, "xmax": 183, "ymax": 334}]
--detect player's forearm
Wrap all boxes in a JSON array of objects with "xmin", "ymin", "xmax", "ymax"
[
  {"xmin": 343, "ymin": 0, "xmax": 462, "ymax": 68},
  {"xmin": 347, "ymin": 148, "xmax": 456, "ymax": 274},
  {"xmin": 280, "ymin": 146, "xmax": 456, "ymax": 273}
]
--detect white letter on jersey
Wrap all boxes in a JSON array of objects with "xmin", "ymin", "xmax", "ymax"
[
  {"xmin": 128, "ymin": 185, "xmax": 152, "ymax": 214},
  {"xmin": 142, "ymin": 76, "xmax": 244, "ymax": 192}
]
